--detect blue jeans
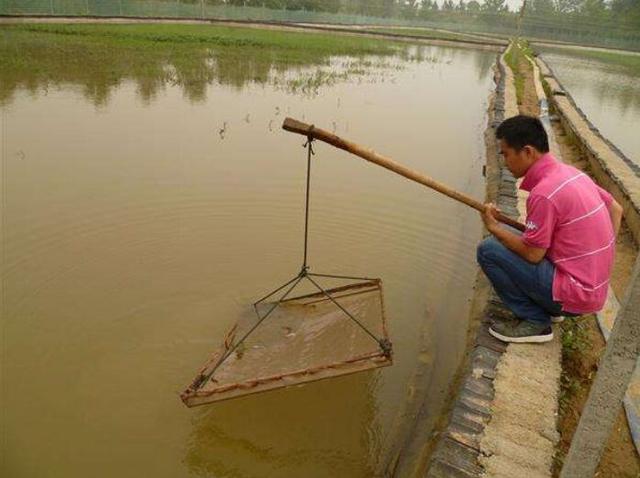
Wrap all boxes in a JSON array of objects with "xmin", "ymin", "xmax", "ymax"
[{"xmin": 477, "ymin": 236, "xmax": 568, "ymax": 326}]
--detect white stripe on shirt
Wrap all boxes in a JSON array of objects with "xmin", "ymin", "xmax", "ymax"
[
  {"xmin": 569, "ymin": 275, "xmax": 610, "ymax": 292},
  {"xmin": 560, "ymin": 202, "xmax": 606, "ymax": 227},
  {"xmin": 546, "ymin": 173, "xmax": 587, "ymax": 199},
  {"xmin": 554, "ymin": 236, "xmax": 615, "ymax": 263}
]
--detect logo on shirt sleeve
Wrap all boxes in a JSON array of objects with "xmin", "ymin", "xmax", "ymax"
[{"xmin": 526, "ymin": 221, "xmax": 539, "ymax": 231}]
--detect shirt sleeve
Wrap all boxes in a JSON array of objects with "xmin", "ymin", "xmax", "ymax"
[
  {"xmin": 595, "ymin": 184, "xmax": 613, "ymax": 206},
  {"xmin": 522, "ymin": 194, "xmax": 557, "ymax": 249}
]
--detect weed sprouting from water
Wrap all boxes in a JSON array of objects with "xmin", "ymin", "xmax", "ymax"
[{"xmin": 218, "ymin": 122, "xmax": 228, "ymax": 140}]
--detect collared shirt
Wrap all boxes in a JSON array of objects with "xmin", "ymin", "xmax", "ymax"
[{"xmin": 520, "ymin": 152, "xmax": 615, "ymax": 313}]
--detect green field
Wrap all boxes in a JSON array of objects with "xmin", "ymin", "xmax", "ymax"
[
  {"xmin": 0, "ymin": 22, "xmax": 404, "ymax": 67},
  {"xmin": 0, "ymin": 23, "xmax": 415, "ymax": 104}
]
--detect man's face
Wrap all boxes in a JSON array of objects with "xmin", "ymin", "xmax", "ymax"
[{"xmin": 499, "ymin": 139, "xmax": 533, "ymax": 178}]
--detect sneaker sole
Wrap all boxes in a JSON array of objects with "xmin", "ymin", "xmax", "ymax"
[
  {"xmin": 551, "ymin": 316, "xmax": 565, "ymax": 324},
  {"xmin": 489, "ymin": 327, "xmax": 554, "ymax": 344}
]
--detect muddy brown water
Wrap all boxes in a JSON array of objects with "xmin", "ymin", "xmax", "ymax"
[
  {"xmin": 1, "ymin": 45, "xmax": 495, "ymax": 477},
  {"xmin": 540, "ymin": 50, "xmax": 640, "ymax": 164}
]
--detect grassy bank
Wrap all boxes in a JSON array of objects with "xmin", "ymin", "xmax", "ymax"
[
  {"xmin": 504, "ymin": 40, "xmax": 534, "ymax": 106},
  {"xmin": 367, "ymin": 26, "xmax": 478, "ymax": 42},
  {"xmin": 0, "ymin": 23, "xmax": 411, "ymax": 104}
]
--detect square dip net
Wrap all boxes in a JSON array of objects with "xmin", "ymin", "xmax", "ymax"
[{"xmin": 181, "ymin": 137, "xmax": 392, "ymax": 407}]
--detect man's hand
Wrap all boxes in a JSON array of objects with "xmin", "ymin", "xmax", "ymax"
[
  {"xmin": 480, "ymin": 202, "xmax": 547, "ymax": 263},
  {"xmin": 481, "ymin": 202, "xmax": 501, "ymax": 233}
]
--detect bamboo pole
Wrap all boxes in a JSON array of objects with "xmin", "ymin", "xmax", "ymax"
[{"xmin": 282, "ymin": 118, "xmax": 525, "ymax": 232}]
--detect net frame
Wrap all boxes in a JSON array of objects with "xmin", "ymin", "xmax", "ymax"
[
  {"xmin": 181, "ymin": 279, "xmax": 392, "ymax": 407},
  {"xmin": 181, "ymin": 136, "xmax": 393, "ymax": 407}
]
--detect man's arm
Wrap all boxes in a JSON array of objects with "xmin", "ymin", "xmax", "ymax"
[
  {"xmin": 596, "ymin": 184, "xmax": 622, "ymax": 237},
  {"xmin": 609, "ymin": 199, "xmax": 623, "ymax": 237},
  {"xmin": 482, "ymin": 203, "xmax": 547, "ymax": 264}
]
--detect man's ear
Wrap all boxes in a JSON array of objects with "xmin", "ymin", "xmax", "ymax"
[{"xmin": 523, "ymin": 145, "xmax": 536, "ymax": 162}]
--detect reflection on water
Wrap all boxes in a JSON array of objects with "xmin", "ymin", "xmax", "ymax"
[
  {"xmin": 1, "ymin": 35, "xmax": 495, "ymax": 477},
  {"xmin": 0, "ymin": 25, "xmax": 494, "ymax": 107},
  {"xmin": 541, "ymin": 50, "xmax": 640, "ymax": 163},
  {"xmin": 185, "ymin": 373, "xmax": 379, "ymax": 477}
]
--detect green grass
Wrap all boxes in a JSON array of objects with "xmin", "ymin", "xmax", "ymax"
[
  {"xmin": 553, "ymin": 316, "xmax": 595, "ymax": 474},
  {"xmin": 504, "ymin": 39, "xmax": 537, "ymax": 106},
  {"xmin": 5, "ymin": 23, "xmax": 403, "ymax": 57},
  {"xmin": 0, "ymin": 23, "xmax": 412, "ymax": 105},
  {"xmin": 517, "ymin": 39, "xmax": 534, "ymax": 58},
  {"xmin": 560, "ymin": 318, "xmax": 591, "ymax": 359},
  {"xmin": 558, "ymin": 318, "xmax": 592, "ymax": 415},
  {"xmin": 504, "ymin": 42, "xmax": 525, "ymax": 105}
]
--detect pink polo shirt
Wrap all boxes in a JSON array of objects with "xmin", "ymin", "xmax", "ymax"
[{"xmin": 520, "ymin": 153, "xmax": 615, "ymax": 314}]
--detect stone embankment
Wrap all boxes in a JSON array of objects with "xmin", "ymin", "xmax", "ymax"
[
  {"xmin": 426, "ymin": 40, "xmax": 640, "ymax": 478},
  {"xmin": 426, "ymin": 45, "xmax": 563, "ymax": 478}
]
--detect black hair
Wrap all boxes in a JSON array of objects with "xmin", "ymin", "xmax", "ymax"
[{"xmin": 496, "ymin": 115, "xmax": 549, "ymax": 153}]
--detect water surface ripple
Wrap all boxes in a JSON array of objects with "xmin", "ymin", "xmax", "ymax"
[{"xmin": 1, "ymin": 44, "xmax": 494, "ymax": 477}]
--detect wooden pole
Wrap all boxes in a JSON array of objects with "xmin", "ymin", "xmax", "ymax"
[
  {"xmin": 517, "ymin": 0, "xmax": 527, "ymax": 38},
  {"xmin": 560, "ymin": 254, "xmax": 640, "ymax": 477},
  {"xmin": 282, "ymin": 118, "xmax": 526, "ymax": 232}
]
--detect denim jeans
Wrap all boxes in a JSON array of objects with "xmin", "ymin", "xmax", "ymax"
[{"xmin": 476, "ymin": 236, "xmax": 570, "ymax": 326}]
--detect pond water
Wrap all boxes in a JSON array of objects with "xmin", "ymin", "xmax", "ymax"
[
  {"xmin": 1, "ymin": 38, "xmax": 495, "ymax": 477},
  {"xmin": 540, "ymin": 49, "xmax": 640, "ymax": 164}
]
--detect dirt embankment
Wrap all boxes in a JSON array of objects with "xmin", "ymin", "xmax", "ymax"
[
  {"xmin": 550, "ymin": 113, "xmax": 640, "ymax": 478},
  {"xmin": 515, "ymin": 43, "xmax": 640, "ymax": 477}
]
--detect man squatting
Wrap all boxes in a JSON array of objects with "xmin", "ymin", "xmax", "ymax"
[{"xmin": 477, "ymin": 115, "xmax": 623, "ymax": 343}]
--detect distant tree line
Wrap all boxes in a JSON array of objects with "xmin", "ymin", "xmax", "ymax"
[
  {"xmin": 520, "ymin": 0, "xmax": 639, "ymax": 48},
  {"xmin": 177, "ymin": 0, "xmax": 640, "ymax": 49},
  {"xmin": 197, "ymin": 0, "xmax": 638, "ymax": 21},
  {"xmin": 524, "ymin": 0, "xmax": 639, "ymax": 34}
]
